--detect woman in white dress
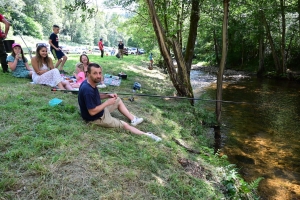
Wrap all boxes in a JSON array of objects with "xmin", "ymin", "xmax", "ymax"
[{"xmin": 31, "ymin": 44, "xmax": 73, "ymax": 90}]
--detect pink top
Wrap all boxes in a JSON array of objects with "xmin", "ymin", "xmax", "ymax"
[{"xmin": 76, "ymin": 72, "xmax": 85, "ymax": 85}]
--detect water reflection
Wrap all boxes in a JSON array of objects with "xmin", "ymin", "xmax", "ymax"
[{"xmin": 191, "ymin": 70, "xmax": 300, "ymax": 200}]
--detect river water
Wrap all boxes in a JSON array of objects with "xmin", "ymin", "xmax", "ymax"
[{"xmin": 191, "ymin": 70, "xmax": 300, "ymax": 200}]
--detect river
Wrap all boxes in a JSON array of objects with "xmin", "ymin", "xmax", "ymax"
[{"xmin": 191, "ymin": 70, "xmax": 300, "ymax": 200}]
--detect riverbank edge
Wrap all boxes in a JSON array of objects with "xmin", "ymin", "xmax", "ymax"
[{"xmin": 192, "ymin": 65, "xmax": 300, "ymax": 82}]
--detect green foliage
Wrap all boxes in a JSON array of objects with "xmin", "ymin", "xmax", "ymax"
[
  {"xmin": 127, "ymin": 37, "xmax": 139, "ymax": 47},
  {"xmin": 11, "ymin": 12, "xmax": 43, "ymax": 39},
  {"xmin": 64, "ymin": 0, "xmax": 97, "ymax": 22},
  {"xmin": 216, "ymin": 163, "xmax": 263, "ymax": 199}
]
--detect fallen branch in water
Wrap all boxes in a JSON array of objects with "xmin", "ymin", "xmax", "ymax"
[{"xmin": 172, "ymin": 137, "xmax": 210, "ymax": 156}]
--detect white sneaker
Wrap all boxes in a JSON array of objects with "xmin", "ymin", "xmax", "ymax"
[
  {"xmin": 131, "ymin": 116, "xmax": 143, "ymax": 126},
  {"xmin": 97, "ymin": 84, "xmax": 106, "ymax": 88},
  {"xmin": 146, "ymin": 132, "xmax": 162, "ymax": 142}
]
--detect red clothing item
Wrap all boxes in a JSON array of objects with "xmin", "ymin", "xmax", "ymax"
[
  {"xmin": 0, "ymin": 14, "xmax": 4, "ymax": 33},
  {"xmin": 98, "ymin": 41, "xmax": 104, "ymax": 50}
]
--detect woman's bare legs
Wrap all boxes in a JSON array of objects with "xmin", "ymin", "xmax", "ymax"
[
  {"xmin": 57, "ymin": 82, "xmax": 65, "ymax": 90},
  {"xmin": 62, "ymin": 80, "xmax": 73, "ymax": 90}
]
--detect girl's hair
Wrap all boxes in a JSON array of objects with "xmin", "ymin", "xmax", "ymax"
[
  {"xmin": 80, "ymin": 54, "xmax": 90, "ymax": 64},
  {"xmin": 75, "ymin": 62, "xmax": 84, "ymax": 71},
  {"xmin": 11, "ymin": 46, "xmax": 25, "ymax": 62},
  {"xmin": 35, "ymin": 45, "xmax": 51, "ymax": 68}
]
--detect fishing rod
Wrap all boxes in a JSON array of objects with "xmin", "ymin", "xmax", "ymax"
[
  {"xmin": 50, "ymin": 88, "xmax": 254, "ymax": 105},
  {"xmin": 13, "ymin": 28, "xmax": 33, "ymax": 58},
  {"xmin": 19, "ymin": 34, "xmax": 32, "ymax": 59}
]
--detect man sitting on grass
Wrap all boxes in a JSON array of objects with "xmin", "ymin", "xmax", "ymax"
[{"xmin": 78, "ymin": 63, "xmax": 162, "ymax": 142}]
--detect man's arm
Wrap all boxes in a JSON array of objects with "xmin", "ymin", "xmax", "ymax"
[
  {"xmin": 1, "ymin": 16, "xmax": 10, "ymax": 37},
  {"xmin": 100, "ymin": 93, "xmax": 117, "ymax": 99},
  {"xmin": 88, "ymin": 96, "xmax": 117, "ymax": 116}
]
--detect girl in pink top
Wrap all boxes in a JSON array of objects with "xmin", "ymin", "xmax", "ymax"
[{"xmin": 71, "ymin": 63, "xmax": 85, "ymax": 88}]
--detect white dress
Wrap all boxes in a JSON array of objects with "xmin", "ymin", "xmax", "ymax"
[{"xmin": 32, "ymin": 64, "xmax": 63, "ymax": 87}]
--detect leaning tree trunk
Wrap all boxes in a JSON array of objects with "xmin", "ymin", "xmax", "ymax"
[
  {"xmin": 145, "ymin": 0, "xmax": 201, "ymax": 104},
  {"xmin": 216, "ymin": 0, "xmax": 230, "ymax": 124},
  {"xmin": 261, "ymin": 10, "xmax": 281, "ymax": 73}
]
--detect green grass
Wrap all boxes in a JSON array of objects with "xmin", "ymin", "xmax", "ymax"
[{"xmin": 0, "ymin": 54, "xmax": 260, "ymax": 199}]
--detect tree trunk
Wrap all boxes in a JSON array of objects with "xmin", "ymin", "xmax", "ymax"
[
  {"xmin": 257, "ymin": 35, "xmax": 265, "ymax": 77},
  {"xmin": 280, "ymin": 0, "xmax": 286, "ymax": 74},
  {"xmin": 145, "ymin": 0, "xmax": 201, "ymax": 104},
  {"xmin": 261, "ymin": 10, "xmax": 281, "ymax": 73},
  {"xmin": 216, "ymin": 0, "xmax": 230, "ymax": 124},
  {"xmin": 184, "ymin": 0, "xmax": 201, "ymax": 77},
  {"xmin": 298, "ymin": 0, "xmax": 300, "ymax": 33},
  {"xmin": 257, "ymin": 11, "xmax": 265, "ymax": 77},
  {"xmin": 213, "ymin": 29, "xmax": 220, "ymax": 65}
]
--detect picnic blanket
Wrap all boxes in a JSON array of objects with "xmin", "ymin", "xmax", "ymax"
[{"xmin": 104, "ymin": 74, "xmax": 122, "ymax": 86}]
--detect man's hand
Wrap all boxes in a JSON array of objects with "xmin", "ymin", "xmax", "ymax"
[
  {"xmin": 105, "ymin": 96, "xmax": 117, "ymax": 106},
  {"xmin": 108, "ymin": 93, "xmax": 118, "ymax": 98}
]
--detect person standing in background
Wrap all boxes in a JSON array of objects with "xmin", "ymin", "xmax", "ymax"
[
  {"xmin": 148, "ymin": 53, "xmax": 154, "ymax": 70},
  {"xmin": 49, "ymin": 25, "xmax": 68, "ymax": 74},
  {"xmin": 111, "ymin": 47, "xmax": 115, "ymax": 56},
  {"xmin": 0, "ymin": 14, "xmax": 10, "ymax": 73},
  {"xmin": 98, "ymin": 38, "xmax": 104, "ymax": 58},
  {"xmin": 118, "ymin": 41, "xmax": 124, "ymax": 59}
]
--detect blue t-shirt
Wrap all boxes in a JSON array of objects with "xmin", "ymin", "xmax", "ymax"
[
  {"xmin": 49, "ymin": 32, "xmax": 59, "ymax": 50},
  {"xmin": 78, "ymin": 80, "xmax": 104, "ymax": 121}
]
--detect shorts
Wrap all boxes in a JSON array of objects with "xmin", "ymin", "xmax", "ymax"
[
  {"xmin": 51, "ymin": 49, "xmax": 65, "ymax": 60},
  {"xmin": 90, "ymin": 97, "xmax": 124, "ymax": 128}
]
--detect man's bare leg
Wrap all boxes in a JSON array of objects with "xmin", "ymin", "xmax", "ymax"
[
  {"xmin": 121, "ymin": 122, "xmax": 145, "ymax": 135},
  {"xmin": 117, "ymin": 98, "xmax": 134, "ymax": 121},
  {"xmin": 121, "ymin": 121, "xmax": 162, "ymax": 141}
]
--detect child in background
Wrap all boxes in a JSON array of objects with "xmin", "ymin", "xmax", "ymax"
[
  {"xmin": 148, "ymin": 53, "xmax": 153, "ymax": 70},
  {"xmin": 7, "ymin": 43, "xmax": 33, "ymax": 78},
  {"xmin": 71, "ymin": 62, "xmax": 85, "ymax": 88},
  {"xmin": 79, "ymin": 54, "xmax": 106, "ymax": 88},
  {"xmin": 49, "ymin": 25, "xmax": 68, "ymax": 74}
]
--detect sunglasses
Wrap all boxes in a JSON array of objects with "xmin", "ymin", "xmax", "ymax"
[{"xmin": 38, "ymin": 43, "xmax": 47, "ymax": 47}]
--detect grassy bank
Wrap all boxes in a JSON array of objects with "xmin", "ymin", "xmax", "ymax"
[{"xmin": 0, "ymin": 54, "xmax": 260, "ymax": 199}]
